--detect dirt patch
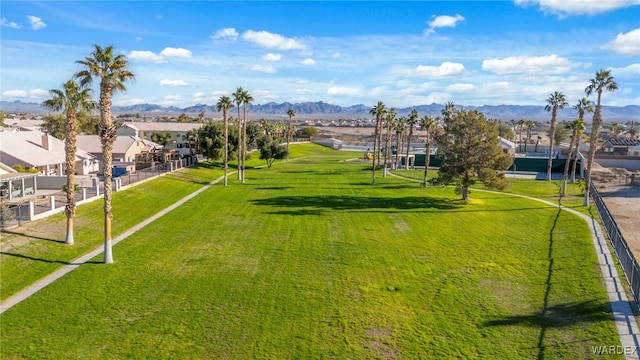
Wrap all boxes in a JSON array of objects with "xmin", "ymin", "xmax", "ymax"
[{"xmin": 593, "ymin": 181, "xmax": 640, "ymax": 261}]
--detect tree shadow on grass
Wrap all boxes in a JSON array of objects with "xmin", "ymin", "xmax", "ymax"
[
  {"xmin": 0, "ymin": 251, "xmax": 102, "ymax": 265},
  {"xmin": 484, "ymin": 299, "xmax": 614, "ymax": 328},
  {"xmin": 1, "ymin": 230, "xmax": 64, "ymax": 244},
  {"xmin": 252, "ymin": 195, "xmax": 461, "ymax": 214}
]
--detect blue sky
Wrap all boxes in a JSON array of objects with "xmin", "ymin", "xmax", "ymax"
[{"xmin": 1, "ymin": 1, "xmax": 639, "ymax": 109}]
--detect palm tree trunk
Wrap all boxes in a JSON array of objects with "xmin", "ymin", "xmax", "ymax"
[
  {"xmin": 372, "ymin": 117, "xmax": 379, "ymax": 184},
  {"xmin": 237, "ymin": 108, "xmax": 242, "ymax": 180},
  {"xmin": 100, "ymin": 83, "xmax": 115, "ymax": 264},
  {"xmin": 242, "ymin": 108, "xmax": 248, "ymax": 183},
  {"xmin": 64, "ymin": 112, "xmax": 77, "ymax": 245},
  {"xmin": 376, "ymin": 120, "xmax": 383, "ymax": 167},
  {"xmin": 547, "ymin": 111, "xmax": 557, "ymax": 181},
  {"xmin": 395, "ymin": 134, "xmax": 401, "ymax": 170},
  {"xmin": 383, "ymin": 125, "xmax": 391, "ymax": 177},
  {"xmin": 561, "ymin": 131, "xmax": 576, "ymax": 196},
  {"xmin": 405, "ymin": 127, "xmax": 413, "ymax": 170},
  {"xmin": 584, "ymin": 92, "xmax": 603, "ymax": 206},
  {"xmin": 571, "ymin": 149, "xmax": 579, "ymax": 183},
  {"xmin": 423, "ymin": 136, "xmax": 431, "ymax": 187},
  {"xmin": 223, "ymin": 111, "xmax": 228, "ymax": 186}
]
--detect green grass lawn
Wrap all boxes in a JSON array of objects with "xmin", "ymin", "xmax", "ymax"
[{"xmin": 0, "ymin": 144, "xmax": 621, "ymax": 359}]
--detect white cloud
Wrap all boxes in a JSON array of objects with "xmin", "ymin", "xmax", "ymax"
[
  {"xmin": 249, "ymin": 64, "xmax": 277, "ymax": 73},
  {"xmin": 159, "ymin": 79, "xmax": 188, "ymax": 86},
  {"xmin": 129, "ymin": 50, "xmax": 165, "ymax": 63},
  {"xmin": 135, "ymin": 36, "xmax": 143, "ymax": 41},
  {"xmin": 607, "ymin": 63, "xmax": 640, "ymax": 78},
  {"xmin": 602, "ymin": 29, "xmax": 640, "ymax": 56},
  {"xmin": 424, "ymin": 92, "xmax": 453, "ymax": 104},
  {"xmin": 29, "ymin": 89, "xmax": 48, "ymax": 97},
  {"xmin": 193, "ymin": 91, "xmax": 205, "ymax": 98},
  {"xmin": 445, "ymin": 83, "xmax": 477, "ymax": 93},
  {"xmin": 2, "ymin": 89, "xmax": 28, "ymax": 97},
  {"xmin": 514, "ymin": 0, "xmax": 640, "ymax": 16},
  {"xmin": 26, "ymin": 15, "xmax": 46, "ymax": 30},
  {"xmin": 262, "ymin": 53, "xmax": 282, "ymax": 61},
  {"xmin": 164, "ymin": 95, "xmax": 182, "ymax": 101},
  {"xmin": 327, "ymin": 87, "xmax": 361, "ymax": 96},
  {"xmin": 296, "ymin": 88, "xmax": 315, "ymax": 95},
  {"xmin": 242, "ymin": 30, "xmax": 306, "ymax": 50},
  {"xmin": 211, "ymin": 27, "xmax": 239, "ymax": 40},
  {"xmin": 301, "ymin": 58, "xmax": 316, "ymax": 65},
  {"xmin": 482, "ymin": 54, "xmax": 579, "ymax": 75},
  {"xmin": 332, "ymin": 52, "xmax": 341, "ymax": 58},
  {"xmin": 396, "ymin": 62, "xmax": 467, "ymax": 78},
  {"xmin": 297, "ymin": 79, "xmax": 309, "ymax": 84},
  {"xmin": 160, "ymin": 47, "xmax": 192, "ymax": 59},
  {"xmin": 424, "ymin": 14, "xmax": 465, "ymax": 36},
  {"xmin": 1, "ymin": 17, "xmax": 22, "ymax": 29}
]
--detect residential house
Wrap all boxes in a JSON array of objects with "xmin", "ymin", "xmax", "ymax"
[
  {"xmin": 117, "ymin": 122, "xmax": 204, "ymax": 157},
  {"xmin": 601, "ymin": 138, "xmax": 640, "ymax": 155},
  {"xmin": 0, "ymin": 130, "xmax": 98, "ymax": 176},
  {"xmin": 76, "ymin": 135, "xmax": 163, "ymax": 167},
  {"xmin": 629, "ymin": 144, "xmax": 640, "ymax": 157}
]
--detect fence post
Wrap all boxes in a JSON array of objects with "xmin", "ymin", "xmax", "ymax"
[
  {"xmin": 82, "ymin": 188, "xmax": 87, "ymax": 201},
  {"xmin": 29, "ymin": 201, "xmax": 35, "ymax": 220},
  {"xmin": 49, "ymin": 196, "xmax": 55, "ymax": 211}
]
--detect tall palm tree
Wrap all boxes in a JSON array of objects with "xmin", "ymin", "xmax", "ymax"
[
  {"xmin": 584, "ymin": 69, "xmax": 618, "ymax": 205},
  {"xmin": 517, "ymin": 119, "xmax": 525, "ymax": 152},
  {"xmin": 405, "ymin": 109, "xmax": 419, "ymax": 170},
  {"xmin": 76, "ymin": 44, "xmax": 135, "ymax": 264},
  {"xmin": 561, "ymin": 118, "xmax": 586, "ymax": 196},
  {"xmin": 572, "ymin": 98, "xmax": 593, "ymax": 182},
  {"xmin": 420, "ymin": 115, "xmax": 437, "ymax": 187},
  {"xmin": 286, "ymin": 108, "xmax": 295, "ymax": 152},
  {"xmin": 240, "ymin": 89, "xmax": 253, "ymax": 183},
  {"xmin": 383, "ymin": 108, "xmax": 396, "ymax": 177},
  {"xmin": 394, "ymin": 116, "xmax": 406, "ymax": 170},
  {"xmin": 232, "ymin": 87, "xmax": 244, "ymax": 180},
  {"xmin": 369, "ymin": 101, "xmax": 387, "ymax": 184},
  {"xmin": 544, "ymin": 91, "xmax": 568, "ymax": 181},
  {"xmin": 441, "ymin": 101, "xmax": 457, "ymax": 121},
  {"xmin": 42, "ymin": 79, "xmax": 96, "ymax": 245},
  {"xmin": 217, "ymin": 95, "xmax": 233, "ymax": 186}
]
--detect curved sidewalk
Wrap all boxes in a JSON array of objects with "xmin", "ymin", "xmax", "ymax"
[
  {"xmin": 390, "ymin": 173, "xmax": 640, "ymax": 359},
  {"xmin": 0, "ymin": 174, "xmax": 225, "ymax": 315}
]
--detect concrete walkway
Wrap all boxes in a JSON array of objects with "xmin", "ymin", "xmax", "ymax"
[
  {"xmin": 0, "ymin": 174, "xmax": 226, "ymax": 314},
  {"xmin": 389, "ymin": 172, "xmax": 640, "ymax": 359}
]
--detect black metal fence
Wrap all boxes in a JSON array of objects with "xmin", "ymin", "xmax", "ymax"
[{"xmin": 590, "ymin": 182, "xmax": 640, "ymax": 306}]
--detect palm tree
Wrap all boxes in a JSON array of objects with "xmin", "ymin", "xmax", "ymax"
[
  {"xmin": 383, "ymin": 108, "xmax": 396, "ymax": 177},
  {"xmin": 217, "ymin": 95, "xmax": 233, "ymax": 186},
  {"xmin": 240, "ymin": 89, "xmax": 253, "ymax": 183},
  {"xmin": 420, "ymin": 115, "xmax": 437, "ymax": 187},
  {"xmin": 441, "ymin": 101, "xmax": 457, "ymax": 121},
  {"xmin": 286, "ymin": 108, "xmax": 295, "ymax": 152},
  {"xmin": 561, "ymin": 118, "xmax": 586, "ymax": 196},
  {"xmin": 369, "ymin": 101, "xmax": 387, "ymax": 184},
  {"xmin": 394, "ymin": 116, "xmax": 406, "ymax": 170},
  {"xmin": 405, "ymin": 109, "xmax": 419, "ymax": 170},
  {"xmin": 232, "ymin": 87, "xmax": 244, "ymax": 180},
  {"xmin": 544, "ymin": 91, "xmax": 568, "ymax": 181},
  {"xmin": 76, "ymin": 44, "xmax": 135, "ymax": 264},
  {"xmin": 524, "ymin": 120, "xmax": 537, "ymax": 153},
  {"xmin": 572, "ymin": 98, "xmax": 593, "ymax": 182},
  {"xmin": 42, "ymin": 79, "xmax": 96, "ymax": 245},
  {"xmin": 610, "ymin": 123, "xmax": 624, "ymax": 138},
  {"xmin": 584, "ymin": 69, "xmax": 618, "ymax": 205}
]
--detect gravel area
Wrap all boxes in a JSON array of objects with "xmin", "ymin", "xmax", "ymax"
[{"xmin": 594, "ymin": 180, "xmax": 640, "ymax": 261}]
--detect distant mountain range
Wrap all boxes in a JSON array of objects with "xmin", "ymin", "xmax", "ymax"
[{"xmin": 2, "ymin": 100, "xmax": 639, "ymax": 122}]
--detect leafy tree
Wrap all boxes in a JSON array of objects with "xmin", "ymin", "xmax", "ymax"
[
  {"xmin": 177, "ymin": 113, "xmax": 191, "ymax": 123},
  {"xmin": 77, "ymin": 111, "xmax": 100, "ymax": 134},
  {"xmin": 76, "ymin": 44, "xmax": 135, "ymax": 264},
  {"xmin": 42, "ymin": 79, "xmax": 97, "ymax": 245},
  {"xmin": 584, "ymin": 69, "xmax": 618, "ymax": 206},
  {"xmin": 550, "ymin": 122, "xmax": 571, "ymax": 144},
  {"xmin": 286, "ymin": 108, "xmax": 295, "ymax": 151},
  {"xmin": 217, "ymin": 95, "xmax": 233, "ymax": 186},
  {"xmin": 197, "ymin": 122, "xmax": 238, "ymax": 161},
  {"xmin": 41, "ymin": 114, "xmax": 67, "ymax": 139},
  {"xmin": 0, "ymin": 110, "xmax": 4, "ymax": 127},
  {"xmin": 369, "ymin": 101, "xmax": 387, "ymax": 184},
  {"xmin": 245, "ymin": 121, "xmax": 262, "ymax": 149},
  {"xmin": 434, "ymin": 109, "xmax": 512, "ymax": 201},
  {"xmin": 419, "ymin": 115, "xmax": 438, "ymax": 187},
  {"xmin": 258, "ymin": 135, "xmax": 288, "ymax": 168},
  {"xmin": 151, "ymin": 131, "xmax": 172, "ymax": 146},
  {"xmin": 296, "ymin": 126, "xmax": 318, "ymax": 138},
  {"xmin": 544, "ymin": 91, "xmax": 568, "ymax": 180},
  {"xmin": 497, "ymin": 123, "xmax": 515, "ymax": 141}
]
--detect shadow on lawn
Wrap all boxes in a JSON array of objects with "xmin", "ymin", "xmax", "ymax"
[
  {"xmin": 0, "ymin": 251, "xmax": 102, "ymax": 265},
  {"xmin": 252, "ymin": 195, "xmax": 460, "ymax": 213},
  {"xmin": 1, "ymin": 230, "xmax": 64, "ymax": 244}
]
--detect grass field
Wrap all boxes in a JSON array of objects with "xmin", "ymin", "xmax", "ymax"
[{"xmin": 0, "ymin": 144, "xmax": 622, "ymax": 359}]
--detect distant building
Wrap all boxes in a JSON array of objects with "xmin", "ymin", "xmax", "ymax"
[
  {"xmin": 601, "ymin": 138, "xmax": 640, "ymax": 155},
  {"xmin": 77, "ymin": 135, "xmax": 162, "ymax": 165},
  {"xmin": 116, "ymin": 122, "xmax": 203, "ymax": 157}
]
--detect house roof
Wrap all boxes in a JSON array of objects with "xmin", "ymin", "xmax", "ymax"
[
  {"xmin": 76, "ymin": 135, "xmax": 162, "ymax": 154},
  {"xmin": 121, "ymin": 122, "xmax": 203, "ymax": 133},
  {"xmin": 499, "ymin": 137, "xmax": 516, "ymax": 148},
  {"xmin": 607, "ymin": 138, "xmax": 640, "ymax": 146},
  {"xmin": 0, "ymin": 130, "xmax": 95, "ymax": 167}
]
